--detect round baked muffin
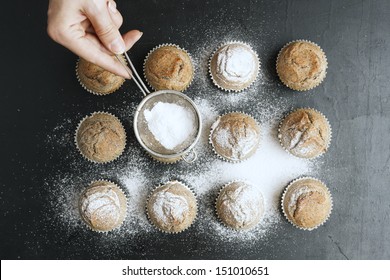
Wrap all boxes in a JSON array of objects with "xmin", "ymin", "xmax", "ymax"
[
  {"xmin": 210, "ymin": 112, "xmax": 260, "ymax": 162},
  {"xmin": 146, "ymin": 181, "xmax": 197, "ymax": 233},
  {"xmin": 276, "ymin": 40, "xmax": 327, "ymax": 91},
  {"xmin": 209, "ymin": 42, "xmax": 259, "ymax": 92},
  {"xmin": 216, "ymin": 181, "xmax": 264, "ymax": 230},
  {"xmin": 144, "ymin": 45, "xmax": 194, "ymax": 91},
  {"xmin": 79, "ymin": 180, "xmax": 127, "ymax": 232},
  {"xmin": 76, "ymin": 56, "xmax": 126, "ymax": 95},
  {"xmin": 75, "ymin": 112, "xmax": 126, "ymax": 163},
  {"xmin": 282, "ymin": 177, "xmax": 332, "ymax": 230},
  {"xmin": 278, "ymin": 108, "xmax": 331, "ymax": 159}
]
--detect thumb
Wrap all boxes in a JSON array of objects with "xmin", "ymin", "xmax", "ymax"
[{"xmin": 84, "ymin": 1, "xmax": 125, "ymax": 54}]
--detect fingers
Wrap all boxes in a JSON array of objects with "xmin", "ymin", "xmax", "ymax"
[
  {"xmin": 123, "ymin": 30, "xmax": 143, "ymax": 51},
  {"xmin": 83, "ymin": 0, "xmax": 125, "ymax": 54}
]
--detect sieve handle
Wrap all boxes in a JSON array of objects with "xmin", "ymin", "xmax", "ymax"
[
  {"xmin": 182, "ymin": 149, "xmax": 197, "ymax": 163},
  {"xmin": 116, "ymin": 52, "xmax": 150, "ymax": 97}
]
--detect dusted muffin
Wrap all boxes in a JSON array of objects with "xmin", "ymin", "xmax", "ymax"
[
  {"xmin": 146, "ymin": 181, "xmax": 197, "ymax": 233},
  {"xmin": 144, "ymin": 45, "xmax": 194, "ymax": 91},
  {"xmin": 76, "ymin": 56, "xmax": 126, "ymax": 95},
  {"xmin": 75, "ymin": 112, "xmax": 126, "ymax": 163},
  {"xmin": 276, "ymin": 40, "xmax": 327, "ymax": 91},
  {"xmin": 210, "ymin": 112, "xmax": 260, "ymax": 162},
  {"xmin": 278, "ymin": 108, "xmax": 331, "ymax": 159},
  {"xmin": 282, "ymin": 177, "xmax": 332, "ymax": 230},
  {"xmin": 79, "ymin": 180, "xmax": 127, "ymax": 232},
  {"xmin": 216, "ymin": 181, "xmax": 264, "ymax": 230},
  {"xmin": 209, "ymin": 42, "xmax": 259, "ymax": 92}
]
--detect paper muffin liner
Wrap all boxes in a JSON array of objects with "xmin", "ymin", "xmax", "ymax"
[
  {"xmin": 78, "ymin": 179, "xmax": 128, "ymax": 234},
  {"xmin": 276, "ymin": 40, "xmax": 328, "ymax": 91},
  {"xmin": 209, "ymin": 111, "xmax": 262, "ymax": 163},
  {"xmin": 75, "ymin": 55, "xmax": 126, "ymax": 96},
  {"xmin": 214, "ymin": 180, "xmax": 265, "ymax": 231},
  {"xmin": 74, "ymin": 111, "xmax": 127, "ymax": 164},
  {"xmin": 208, "ymin": 41, "xmax": 260, "ymax": 93},
  {"xmin": 145, "ymin": 180, "xmax": 198, "ymax": 234},
  {"xmin": 277, "ymin": 107, "xmax": 332, "ymax": 159},
  {"xmin": 143, "ymin": 43, "xmax": 195, "ymax": 92},
  {"xmin": 281, "ymin": 176, "xmax": 333, "ymax": 231}
]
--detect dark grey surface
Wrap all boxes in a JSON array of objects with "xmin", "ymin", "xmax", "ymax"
[{"xmin": 1, "ymin": 0, "xmax": 390, "ymax": 259}]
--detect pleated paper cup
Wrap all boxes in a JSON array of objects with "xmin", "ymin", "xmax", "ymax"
[
  {"xmin": 145, "ymin": 180, "xmax": 198, "ymax": 234},
  {"xmin": 276, "ymin": 40, "xmax": 327, "ymax": 91},
  {"xmin": 281, "ymin": 177, "xmax": 333, "ymax": 231},
  {"xmin": 209, "ymin": 41, "xmax": 260, "ymax": 92},
  {"xmin": 143, "ymin": 44, "xmax": 194, "ymax": 92},
  {"xmin": 78, "ymin": 180, "xmax": 128, "ymax": 233},
  {"xmin": 277, "ymin": 108, "xmax": 332, "ymax": 159}
]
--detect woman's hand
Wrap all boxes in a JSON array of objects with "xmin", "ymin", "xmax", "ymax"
[{"xmin": 47, "ymin": 0, "xmax": 142, "ymax": 78}]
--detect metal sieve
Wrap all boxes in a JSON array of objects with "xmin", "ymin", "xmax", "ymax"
[{"xmin": 116, "ymin": 53, "xmax": 202, "ymax": 163}]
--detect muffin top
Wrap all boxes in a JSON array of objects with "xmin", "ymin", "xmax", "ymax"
[
  {"xmin": 77, "ymin": 56, "xmax": 125, "ymax": 95},
  {"xmin": 76, "ymin": 113, "xmax": 126, "ymax": 163},
  {"xmin": 276, "ymin": 41, "xmax": 327, "ymax": 91},
  {"xmin": 144, "ymin": 45, "xmax": 193, "ymax": 91},
  {"xmin": 146, "ymin": 181, "xmax": 197, "ymax": 233},
  {"xmin": 278, "ymin": 108, "xmax": 331, "ymax": 159},
  {"xmin": 216, "ymin": 181, "xmax": 264, "ymax": 230},
  {"xmin": 210, "ymin": 112, "xmax": 260, "ymax": 162},
  {"xmin": 79, "ymin": 181, "xmax": 127, "ymax": 232},
  {"xmin": 282, "ymin": 178, "xmax": 332, "ymax": 230},
  {"xmin": 210, "ymin": 42, "xmax": 259, "ymax": 92}
]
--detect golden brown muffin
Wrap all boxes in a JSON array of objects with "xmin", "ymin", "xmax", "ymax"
[
  {"xmin": 144, "ymin": 45, "xmax": 194, "ymax": 91},
  {"xmin": 146, "ymin": 181, "xmax": 197, "ymax": 233},
  {"xmin": 216, "ymin": 181, "xmax": 264, "ymax": 230},
  {"xmin": 75, "ymin": 112, "xmax": 126, "ymax": 163},
  {"xmin": 282, "ymin": 177, "xmax": 332, "ymax": 230},
  {"xmin": 278, "ymin": 108, "xmax": 331, "ymax": 159},
  {"xmin": 76, "ymin": 56, "xmax": 125, "ymax": 95},
  {"xmin": 209, "ymin": 42, "xmax": 259, "ymax": 92},
  {"xmin": 276, "ymin": 41, "xmax": 327, "ymax": 91},
  {"xmin": 79, "ymin": 180, "xmax": 127, "ymax": 232},
  {"xmin": 210, "ymin": 112, "xmax": 260, "ymax": 162}
]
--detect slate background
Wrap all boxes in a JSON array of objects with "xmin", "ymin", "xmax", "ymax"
[{"xmin": 1, "ymin": 0, "xmax": 389, "ymax": 259}]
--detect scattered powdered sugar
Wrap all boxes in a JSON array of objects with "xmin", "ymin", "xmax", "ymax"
[
  {"xmin": 216, "ymin": 44, "xmax": 257, "ymax": 83},
  {"xmin": 144, "ymin": 102, "xmax": 196, "ymax": 150},
  {"xmin": 42, "ymin": 23, "xmax": 324, "ymax": 254},
  {"xmin": 152, "ymin": 190, "xmax": 189, "ymax": 224}
]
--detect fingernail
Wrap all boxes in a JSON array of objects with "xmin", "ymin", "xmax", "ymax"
[
  {"xmin": 138, "ymin": 31, "xmax": 143, "ymax": 40},
  {"xmin": 110, "ymin": 37, "xmax": 126, "ymax": 54},
  {"xmin": 108, "ymin": 1, "xmax": 118, "ymax": 14}
]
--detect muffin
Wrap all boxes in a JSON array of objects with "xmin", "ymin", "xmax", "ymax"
[
  {"xmin": 278, "ymin": 108, "xmax": 331, "ymax": 159},
  {"xmin": 209, "ymin": 112, "xmax": 260, "ymax": 162},
  {"xmin": 75, "ymin": 112, "xmax": 126, "ymax": 163},
  {"xmin": 79, "ymin": 180, "xmax": 127, "ymax": 232},
  {"xmin": 282, "ymin": 177, "xmax": 332, "ymax": 230},
  {"xmin": 76, "ymin": 56, "xmax": 126, "ymax": 95},
  {"xmin": 209, "ymin": 42, "xmax": 259, "ymax": 92},
  {"xmin": 276, "ymin": 40, "xmax": 327, "ymax": 91},
  {"xmin": 146, "ymin": 181, "xmax": 197, "ymax": 233},
  {"xmin": 216, "ymin": 181, "xmax": 264, "ymax": 230},
  {"xmin": 144, "ymin": 44, "xmax": 194, "ymax": 91}
]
